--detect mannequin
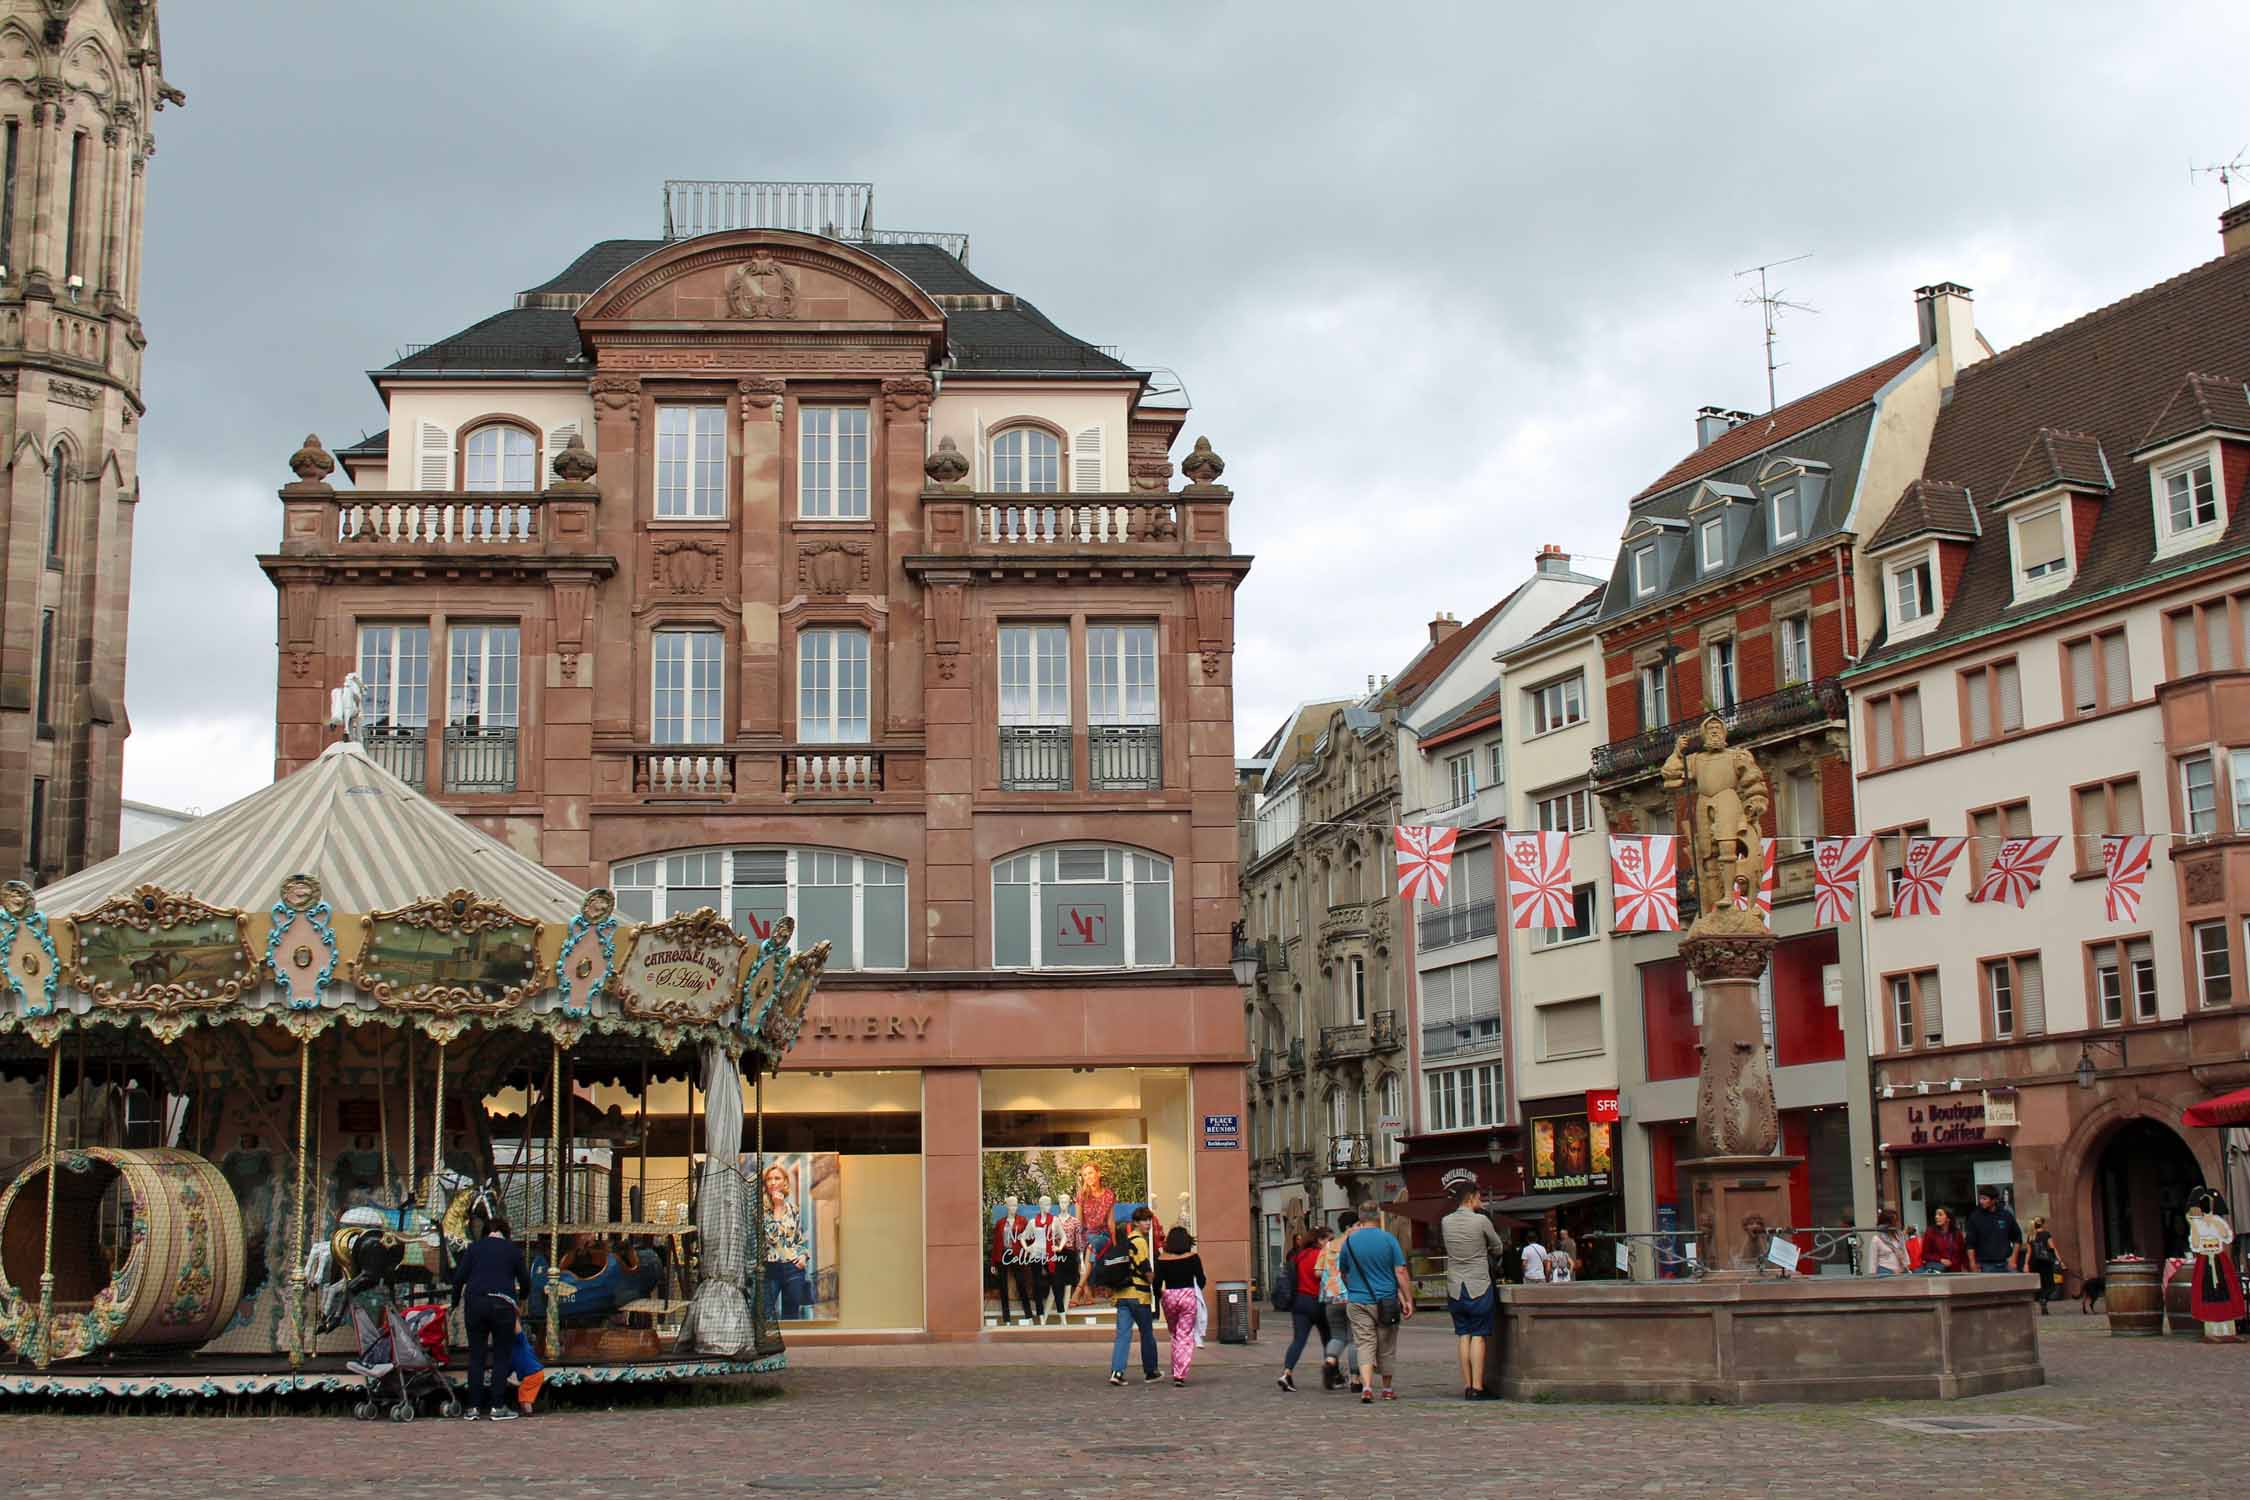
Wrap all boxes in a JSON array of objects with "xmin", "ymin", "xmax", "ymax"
[
  {"xmin": 1050, "ymin": 1191, "xmax": 1081, "ymax": 1321},
  {"xmin": 1025, "ymin": 1194, "xmax": 1058, "ymax": 1324},
  {"xmin": 990, "ymin": 1194, "xmax": 1032, "ymax": 1325}
]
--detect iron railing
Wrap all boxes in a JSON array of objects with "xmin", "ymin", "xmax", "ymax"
[
  {"xmin": 365, "ymin": 725, "xmax": 427, "ymax": 787},
  {"xmin": 1088, "ymin": 724, "xmax": 1162, "ymax": 789},
  {"xmin": 1418, "ymin": 897, "xmax": 1497, "ymax": 951},
  {"xmin": 443, "ymin": 724, "xmax": 518, "ymax": 793},
  {"xmin": 998, "ymin": 726, "xmax": 1072, "ymax": 791},
  {"xmin": 1422, "ymin": 1019, "xmax": 1503, "ymax": 1061},
  {"xmin": 1592, "ymin": 676, "xmax": 1846, "ymax": 782}
]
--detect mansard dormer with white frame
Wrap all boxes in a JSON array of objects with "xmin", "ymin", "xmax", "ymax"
[
  {"xmin": 1991, "ymin": 427, "xmax": 2112, "ymax": 605},
  {"xmin": 2132, "ymin": 372, "xmax": 2250, "ymax": 562},
  {"xmin": 1860, "ymin": 478, "xmax": 1979, "ymax": 643}
]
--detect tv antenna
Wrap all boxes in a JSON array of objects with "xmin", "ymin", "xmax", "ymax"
[
  {"xmin": 2191, "ymin": 147, "xmax": 2249, "ymax": 207},
  {"xmin": 1735, "ymin": 253, "xmax": 1818, "ymax": 412}
]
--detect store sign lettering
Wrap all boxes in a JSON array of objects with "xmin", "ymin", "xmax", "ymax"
[
  {"xmin": 1055, "ymin": 904, "xmax": 1108, "ymax": 947},
  {"xmin": 811, "ymin": 1012, "xmax": 933, "ymax": 1041},
  {"xmin": 1905, "ymin": 1098, "xmax": 1985, "ymax": 1147}
]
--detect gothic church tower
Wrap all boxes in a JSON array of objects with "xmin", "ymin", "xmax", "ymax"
[{"xmin": 0, "ymin": 1, "xmax": 177, "ymax": 880}]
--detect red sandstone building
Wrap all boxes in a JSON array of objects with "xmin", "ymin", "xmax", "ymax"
[{"xmin": 259, "ymin": 183, "xmax": 1252, "ymax": 1340}]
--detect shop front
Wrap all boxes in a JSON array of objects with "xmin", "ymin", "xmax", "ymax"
[
  {"xmin": 1485, "ymin": 1092, "xmax": 1622, "ymax": 1268},
  {"xmin": 1396, "ymin": 1125, "xmax": 1522, "ymax": 1253}
]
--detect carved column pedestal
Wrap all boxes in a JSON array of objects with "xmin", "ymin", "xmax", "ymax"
[
  {"xmin": 1678, "ymin": 1153, "xmax": 1803, "ymax": 1274},
  {"xmin": 1679, "ymin": 914, "xmax": 1792, "ymax": 1273}
]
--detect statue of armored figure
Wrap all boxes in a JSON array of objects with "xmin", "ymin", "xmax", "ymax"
[{"xmin": 1662, "ymin": 715, "xmax": 1771, "ymax": 921}]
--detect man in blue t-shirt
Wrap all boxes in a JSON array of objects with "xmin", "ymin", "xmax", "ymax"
[{"xmin": 1336, "ymin": 1200, "xmax": 1413, "ymax": 1403}]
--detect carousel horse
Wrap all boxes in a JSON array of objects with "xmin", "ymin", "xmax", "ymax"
[
  {"xmin": 529, "ymin": 1234, "xmax": 668, "ymax": 1325},
  {"xmin": 308, "ymin": 1169, "xmax": 501, "ymax": 1333}
]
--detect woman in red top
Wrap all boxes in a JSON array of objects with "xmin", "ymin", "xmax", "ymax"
[
  {"xmin": 1275, "ymin": 1227, "xmax": 1336, "ymax": 1392},
  {"xmin": 1919, "ymin": 1206, "xmax": 1970, "ymax": 1272}
]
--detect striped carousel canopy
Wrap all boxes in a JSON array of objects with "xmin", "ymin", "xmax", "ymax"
[{"xmin": 36, "ymin": 739, "xmax": 586, "ymax": 922}]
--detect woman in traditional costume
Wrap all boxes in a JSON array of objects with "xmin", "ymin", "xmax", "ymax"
[{"xmin": 2186, "ymin": 1188, "xmax": 2244, "ymax": 1343}]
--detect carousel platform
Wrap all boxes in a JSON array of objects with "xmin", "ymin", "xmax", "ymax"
[{"xmin": 0, "ymin": 1347, "xmax": 783, "ymax": 1402}]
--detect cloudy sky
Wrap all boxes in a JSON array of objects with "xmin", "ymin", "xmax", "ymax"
[{"xmin": 125, "ymin": 1, "xmax": 2250, "ymax": 810}]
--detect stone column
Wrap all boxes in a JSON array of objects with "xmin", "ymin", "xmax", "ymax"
[
  {"xmin": 1674, "ymin": 920, "xmax": 1798, "ymax": 1274},
  {"xmin": 879, "ymin": 377, "xmax": 930, "ymax": 736},
  {"xmin": 921, "ymin": 1067, "xmax": 982, "ymax": 1336},
  {"xmin": 737, "ymin": 378, "xmax": 783, "ymax": 734}
]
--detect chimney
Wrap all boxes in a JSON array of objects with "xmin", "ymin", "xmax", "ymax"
[
  {"xmin": 1428, "ymin": 611, "xmax": 1462, "ymax": 646},
  {"xmin": 1694, "ymin": 406, "xmax": 1734, "ymax": 449},
  {"xmin": 2224, "ymin": 201, "xmax": 2250, "ymax": 258},
  {"xmin": 1535, "ymin": 544, "xmax": 1572, "ymax": 579},
  {"xmin": 1915, "ymin": 282, "xmax": 1981, "ymax": 390}
]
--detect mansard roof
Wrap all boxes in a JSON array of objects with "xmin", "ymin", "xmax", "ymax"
[
  {"xmin": 1628, "ymin": 349, "xmax": 1919, "ymax": 504},
  {"xmin": 2133, "ymin": 370, "xmax": 2250, "ymax": 455},
  {"xmin": 1996, "ymin": 428, "xmax": 2113, "ymax": 504},
  {"xmin": 1863, "ymin": 479, "xmax": 1980, "ymax": 553}
]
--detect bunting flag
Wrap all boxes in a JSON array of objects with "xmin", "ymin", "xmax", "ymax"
[
  {"xmin": 1608, "ymin": 836, "xmax": 1680, "ymax": 932},
  {"xmin": 2102, "ymin": 835, "xmax": 2156, "ymax": 923},
  {"xmin": 1503, "ymin": 831, "xmax": 1575, "ymax": 929},
  {"xmin": 1970, "ymin": 835, "xmax": 2062, "ymax": 907},
  {"xmin": 1811, "ymin": 836, "xmax": 1875, "ymax": 926},
  {"xmin": 1892, "ymin": 836, "xmax": 1968, "ymax": 918},
  {"xmin": 1394, "ymin": 825, "xmax": 1460, "ymax": 905},
  {"xmin": 1727, "ymin": 841, "xmax": 1778, "ymax": 916}
]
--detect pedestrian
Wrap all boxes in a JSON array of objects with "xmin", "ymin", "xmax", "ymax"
[
  {"xmin": 1107, "ymin": 1207, "xmax": 1160, "ymax": 1386},
  {"xmin": 1518, "ymin": 1228, "xmax": 1551, "ymax": 1284},
  {"xmin": 2025, "ymin": 1215, "xmax": 2062, "ymax": 1313},
  {"xmin": 1275, "ymin": 1226, "xmax": 1333, "ymax": 1392},
  {"xmin": 1964, "ymin": 1186, "xmax": 2023, "ymax": 1273},
  {"xmin": 1155, "ymin": 1226, "xmax": 1207, "ymax": 1386},
  {"xmin": 449, "ymin": 1215, "xmax": 532, "ymax": 1422},
  {"xmin": 1920, "ymin": 1206, "xmax": 1969, "ymax": 1273},
  {"xmin": 1438, "ymin": 1168, "xmax": 1503, "ymax": 1401},
  {"xmin": 1553, "ymin": 1227, "xmax": 1578, "ymax": 1281},
  {"xmin": 1905, "ymin": 1221, "xmax": 1925, "ymax": 1270},
  {"xmin": 1315, "ymin": 1221, "xmax": 1360, "ymax": 1392},
  {"xmin": 1869, "ymin": 1208, "xmax": 1910, "ymax": 1277},
  {"xmin": 1337, "ymin": 1200, "xmax": 1413, "ymax": 1404}
]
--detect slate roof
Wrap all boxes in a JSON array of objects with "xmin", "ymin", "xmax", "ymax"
[
  {"xmin": 1863, "ymin": 479, "xmax": 1979, "ymax": 553},
  {"xmin": 385, "ymin": 236, "xmax": 1127, "ymax": 376},
  {"xmin": 1499, "ymin": 585, "xmax": 1605, "ymax": 662},
  {"xmin": 336, "ymin": 429, "xmax": 388, "ymax": 458},
  {"xmin": 1629, "ymin": 349, "xmax": 1919, "ymax": 503},
  {"xmin": 1856, "ymin": 243, "xmax": 2250, "ymax": 668}
]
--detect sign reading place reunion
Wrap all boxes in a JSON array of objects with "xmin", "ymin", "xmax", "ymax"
[
  {"xmin": 612, "ymin": 908, "xmax": 749, "ymax": 1027},
  {"xmin": 1530, "ymin": 1112, "xmax": 1615, "ymax": 1193}
]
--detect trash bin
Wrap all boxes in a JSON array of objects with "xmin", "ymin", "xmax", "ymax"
[{"xmin": 1215, "ymin": 1281, "xmax": 1250, "ymax": 1344}]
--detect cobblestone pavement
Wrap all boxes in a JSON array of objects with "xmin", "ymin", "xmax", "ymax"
[{"xmin": 1, "ymin": 1307, "xmax": 2244, "ymax": 1498}]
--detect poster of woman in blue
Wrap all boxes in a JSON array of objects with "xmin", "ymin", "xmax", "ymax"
[{"xmin": 759, "ymin": 1152, "xmax": 841, "ymax": 1321}]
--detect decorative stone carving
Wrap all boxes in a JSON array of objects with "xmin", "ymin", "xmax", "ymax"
[
  {"xmin": 1684, "ymin": 922, "xmax": 1779, "ymax": 1158},
  {"xmin": 726, "ymin": 251, "xmax": 799, "ymax": 319},
  {"xmin": 51, "ymin": 380, "xmax": 102, "ymax": 409},
  {"xmin": 799, "ymin": 540, "xmax": 870, "ymax": 595},
  {"xmin": 286, "ymin": 434, "xmax": 336, "ymax": 489},
  {"xmin": 923, "ymin": 435, "xmax": 971, "ymax": 490},
  {"xmin": 1181, "ymin": 435, "xmax": 1226, "ymax": 488},
  {"xmin": 882, "ymin": 376, "xmax": 933, "ymax": 423},
  {"xmin": 1201, "ymin": 648, "xmax": 1224, "ymax": 680},
  {"xmin": 737, "ymin": 376, "xmax": 784, "ymax": 420},
  {"xmin": 591, "ymin": 375, "xmax": 639, "ymax": 426},
  {"xmin": 653, "ymin": 537, "xmax": 726, "ymax": 596},
  {"xmin": 933, "ymin": 656, "xmax": 958, "ymax": 682},
  {"xmin": 548, "ymin": 431, "xmax": 597, "ymax": 487},
  {"xmin": 1131, "ymin": 458, "xmax": 1174, "ymax": 492},
  {"xmin": 2183, "ymin": 856, "xmax": 2224, "ymax": 907}
]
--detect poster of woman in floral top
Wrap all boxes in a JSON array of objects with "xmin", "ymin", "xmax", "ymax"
[{"xmin": 758, "ymin": 1153, "xmax": 840, "ymax": 1321}]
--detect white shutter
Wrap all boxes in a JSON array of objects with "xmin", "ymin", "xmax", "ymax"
[
  {"xmin": 2102, "ymin": 630, "xmax": 2131, "ymax": 706},
  {"xmin": 417, "ymin": 421, "xmax": 450, "ymax": 490},
  {"xmin": 1072, "ymin": 425, "xmax": 1103, "ymax": 493},
  {"xmin": 972, "ymin": 410, "xmax": 986, "ymax": 492},
  {"xmin": 1966, "ymin": 676, "xmax": 1991, "ymax": 742},
  {"xmin": 1469, "ymin": 956, "xmax": 1500, "ymax": 1020},
  {"xmin": 2017, "ymin": 956, "xmax": 2046, "ymax": 1036},
  {"xmin": 543, "ymin": 421, "xmax": 581, "ymax": 483}
]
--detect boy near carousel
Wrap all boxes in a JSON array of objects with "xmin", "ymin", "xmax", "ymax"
[{"xmin": 2186, "ymin": 1188, "xmax": 2243, "ymax": 1343}]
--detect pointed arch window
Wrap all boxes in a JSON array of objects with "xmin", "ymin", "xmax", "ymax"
[{"xmin": 44, "ymin": 443, "xmax": 66, "ymax": 564}]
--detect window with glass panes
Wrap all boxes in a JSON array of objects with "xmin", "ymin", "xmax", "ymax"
[
  {"xmin": 1527, "ymin": 672, "xmax": 1585, "ymax": 735},
  {"xmin": 1980, "ymin": 953, "xmax": 2043, "ymax": 1039},
  {"xmin": 1640, "ymin": 663, "xmax": 1669, "ymax": 730},
  {"xmin": 1087, "ymin": 624, "xmax": 1157, "ymax": 724},
  {"xmin": 2195, "ymin": 920, "xmax": 2230, "ymax": 1006},
  {"xmin": 608, "ymin": 847, "xmax": 906, "ymax": 970},
  {"xmin": 1538, "ymin": 883, "xmax": 1597, "ymax": 946},
  {"xmin": 655, "ymin": 406, "xmax": 726, "ymax": 518},
  {"xmin": 1886, "ymin": 968, "xmax": 1942, "ymax": 1050},
  {"xmin": 990, "ymin": 427, "xmax": 1061, "ymax": 493},
  {"xmin": 1707, "ymin": 638, "xmax": 1737, "ymax": 709},
  {"xmin": 796, "ymin": 628, "xmax": 869, "ymax": 742},
  {"xmin": 463, "ymin": 424, "xmax": 536, "ymax": 492},
  {"xmin": 1488, "ymin": 743, "xmax": 1504, "ymax": 787},
  {"xmin": 1961, "ymin": 659, "xmax": 2023, "ymax": 743},
  {"xmin": 359, "ymin": 624, "xmax": 430, "ymax": 730},
  {"xmin": 447, "ymin": 625, "xmax": 519, "ymax": 728},
  {"xmin": 2072, "ymin": 775, "xmax": 2143, "ymax": 874},
  {"xmin": 799, "ymin": 405, "xmax": 870, "ymax": 517},
  {"xmin": 992, "ymin": 846, "xmax": 1173, "ymax": 967},
  {"xmin": 2063, "ymin": 628, "xmax": 2130, "ymax": 718},
  {"xmin": 1536, "ymin": 788, "xmax": 1592, "ymax": 833},
  {"xmin": 1349, "ymin": 955, "xmax": 1367, "ymax": 1023},
  {"xmin": 2163, "ymin": 456, "xmax": 2219, "ymax": 534},
  {"xmin": 1425, "ymin": 1062, "xmax": 1503, "ymax": 1133},
  {"xmin": 2091, "ymin": 937, "xmax": 2157, "ymax": 1026},
  {"xmin": 1891, "ymin": 557, "xmax": 1936, "ymax": 625},
  {"xmin": 1778, "ymin": 614, "xmax": 1811, "ymax": 685},
  {"xmin": 999, "ymin": 624, "xmax": 1070, "ymax": 729},
  {"xmin": 1446, "ymin": 753, "xmax": 1476, "ymax": 807},
  {"xmin": 652, "ymin": 629, "xmax": 723, "ymax": 744},
  {"xmin": 2181, "ymin": 754, "xmax": 2218, "ymax": 836}
]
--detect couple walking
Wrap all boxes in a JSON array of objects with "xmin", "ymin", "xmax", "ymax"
[
  {"xmin": 1276, "ymin": 1201, "xmax": 1413, "ymax": 1403},
  {"xmin": 1104, "ymin": 1205, "xmax": 1211, "ymax": 1387}
]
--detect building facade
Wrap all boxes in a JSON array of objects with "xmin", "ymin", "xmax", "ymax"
[
  {"xmin": 0, "ymin": 2, "xmax": 177, "ymax": 882},
  {"xmin": 259, "ymin": 185, "xmax": 1253, "ymax": 1340},
  {"xmin": 1851, "ymin": 207, "xmax": 2250, "ymax": 1273}
]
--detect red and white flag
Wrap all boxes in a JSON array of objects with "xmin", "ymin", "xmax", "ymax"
[
  {"xmin": 1726, "ymin": 841, "xmax": 1777, "ymax": 915},
  {"xmin": 1394, "ymin": 825, "xmax": 1459, "ymax": 905},
  {"xmin": 2101, "ymin": 835, "xmax": 2156, "ymax": 923},
  {"xmin": 1892, "ymin": 836, "xmax": 1968, "ymax": 918},
  {"xmin": 1811, "ymin": 836, "xmax": 1875, "ymax": 926},
  {"xmin": 1608, "ymin": 836, "xmax": 1680, "ymax": 932},
  {"xmin": 1503, "ymin": 831, "xmax": 1575, "ymax": 930},
  {"xmin": 1970, "ymin": 835, "xmax": 2061, "ymax": 907}
]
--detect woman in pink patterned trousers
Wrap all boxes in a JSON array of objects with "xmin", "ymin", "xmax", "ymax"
[{"xmin": 1155, "ymin": 1227, "xmax": 1209, "ymax": 1386}]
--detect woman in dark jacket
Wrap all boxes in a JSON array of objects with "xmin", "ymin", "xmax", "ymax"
[
  {"xmin": 1919, "ymin": 1206, "xmax": 1970, "ymax": 1274},
  {"xmin": 451, "ymin": 1217, "xmax": 534, "ymax": 1420}
]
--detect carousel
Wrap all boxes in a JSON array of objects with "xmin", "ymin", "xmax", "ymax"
[{"xmin": 0, "ymin": 715, "xmax": 830, "ymax": 1404}]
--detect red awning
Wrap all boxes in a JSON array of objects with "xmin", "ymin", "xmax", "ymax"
[{"xmin": 2183, "ymin": 1087, "xmax": 2250, "ymax": 1128}]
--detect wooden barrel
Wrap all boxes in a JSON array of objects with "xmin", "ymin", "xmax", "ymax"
[
  {"xmin": 2104, "ymin": 1257, "xmax": 2162, "ymax": 1337},
  {"xmin": 2167, "ymin": 1271, "xmax": 2203, "ymax": 1334},
  {"xmin": 0, "ymin": 1147, "xmax": 246, "ymax": 1362}
]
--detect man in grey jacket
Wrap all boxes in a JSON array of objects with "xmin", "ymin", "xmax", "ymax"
[{"xmin": 1439, "ymin": 1167, "xmax": 1505, "ymax": 1401}]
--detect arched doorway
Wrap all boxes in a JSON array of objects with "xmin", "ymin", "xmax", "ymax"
[{"xmin": 2093, "ymin": 1119, "xmax": 2202, "ymax": 1262}]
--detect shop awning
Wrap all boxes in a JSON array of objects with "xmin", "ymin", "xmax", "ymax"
[
  {"xmin": 1389, "ymin": 1194, "xmax": 1531, "ymax": 1230},
  {"xmin": 1485, "ymin": 1189, "xmax": 1606, "ymax": 1216},
  {"xmin": 2183, "ymin": 1087, "xmax": 2250, "ymax": 1128}
]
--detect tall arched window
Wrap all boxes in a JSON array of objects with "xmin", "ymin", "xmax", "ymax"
[
  {"xmin": 462, "ymin": 422, "xmax": 537, "ymax": 492},
  {"xmin": 990, "ymin": 426, "xmax": 1061, "ymax": 493},
  {"xmin": 44, "ymin": 443, "xmax": 66, "ymax": 563},
  {"xmin": 609, "ymin": 846, "xmax": 907, "ymax": 970},
  {"xmin": 992, "ymin": 844, "xmax": 1172, "ymax": 968}
]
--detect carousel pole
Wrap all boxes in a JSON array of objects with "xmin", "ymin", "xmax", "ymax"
[
  {"xmin": 547, "ymin": 1038, "xmax": 564, "ymax": 1356},
  {"xmin": 289, "ymin": 1035, "xmax": 312, "ymax": 1371},
  {"xmin": 405, "ymin": 1030, "xmax": 418, "ymax": 1208},
  {"xmin": 34, "ymin": 1039, "xmax": 63, "ymax": 1369},
  {"xmin": 377, "ymin": 1029, "xmax": 392, "ymax": 1205},
  {"xmin": 430, "ymin": 1039, "xmax": 448, "ymax": 1208},
  {"xmin": 636, "ymin": 1055, "xmax": 649, "ymax": 1220}
]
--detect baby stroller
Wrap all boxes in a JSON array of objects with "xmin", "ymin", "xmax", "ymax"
[{"xmin": 346, "ymin": 1300, "xmax": 462, "ymax": 1423}]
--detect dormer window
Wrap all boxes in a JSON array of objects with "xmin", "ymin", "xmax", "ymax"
[
  {"xmin": 1699, "ymin": 517, "xmax": 1725, "ymax": 573},
  {"xmin": 1771, "ymin": 489, "xmax": 1800, "ymax": 545},
  {"xmin": 2164, "ymin": 456, "xmax": 2218, "ymax": 535},
  {"xmin": 2003, "ymin": 499, "xmax": 2074, "ymax": 602},
  {"xmin": 1889, "ymin": 555, "xmax": 1936, "ymax": 630},
  {"xmin": 1632, "ymin": 544, "xmax": 1658, "ymax": 598}
]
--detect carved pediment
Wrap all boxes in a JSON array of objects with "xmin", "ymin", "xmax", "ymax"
[{"xmin": 577, "ymin": 231, "xmax": 944, "ymax": 326}]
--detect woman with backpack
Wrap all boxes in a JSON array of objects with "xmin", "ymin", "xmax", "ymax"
[{"xmin": 1274, "ymin": 1226, "xmax": 1333, "ymax": 1392}]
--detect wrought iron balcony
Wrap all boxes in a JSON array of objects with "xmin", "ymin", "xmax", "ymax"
[
  {"xmin": 1319, "ymin": 1021, "xmax": 1373, "ymax": 1062},
  {"xmin": 366, "ymin": 725, "xmax": 427, "ymax": 787},
  {"xmin": 1258, "ymin": 936, "xmax": 1287, "ymax": 974},
  {"xmin": 1422, "ymin": 1018, "xmax": 1504, "ymax": 1061},
  {"xmin": 1592, "ymin": 676, "xmax": 1846, "ymax": 784},
  {"xmin": 998, "ymin": 725, "xmax": 1073, "ymax": 791},
  {"xmin": 443, "ymin": 724, "xmax": 518, "ymax": 793},
  {"xmin": 1284, "ymin": 1038, "xmax": 1307, "ymax": 1075},
  {"xmin": 1417, "ymin": 897, "xmax": 1497, "ymax": 951},
  {"xmin": 1328, "ymin": 1133, "xmax": 1373, "ymax": 1172},
  {"xmin": 1088, "ymin": 724, "xmax": 1162, "ymax": 789}
]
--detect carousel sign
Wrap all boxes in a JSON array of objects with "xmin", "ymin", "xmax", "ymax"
[{"xmin": 612, "ymin": 908, "xmax": 748, "ymax": 1027}]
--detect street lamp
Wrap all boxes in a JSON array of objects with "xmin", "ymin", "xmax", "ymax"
[
  {"xmin": 2076, "ymin": 1038, "xmax": 2126, "ymax": 1090},
  {"xmin": 1229, "ymin": 920, "xmax": 1260, "ymax": 990}
]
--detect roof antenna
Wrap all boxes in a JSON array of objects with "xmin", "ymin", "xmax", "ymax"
[
  {"xmin": 2191, "ymin": 147, "xmax": 2250, "ymax": 207},
  {"xmin": 1734, "ymin": 253, "xmax": 1818, "ymax": 413}
]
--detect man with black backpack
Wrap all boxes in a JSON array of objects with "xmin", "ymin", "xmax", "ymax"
[{"xmin": 1103, "ymin": 1206, "xmax": 1160, "ymax": 1386}]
